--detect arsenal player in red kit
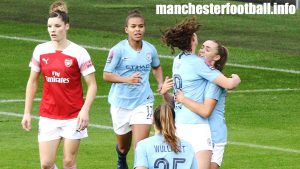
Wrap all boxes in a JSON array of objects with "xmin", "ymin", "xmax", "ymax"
[{"xmin": 21, "ymin": 1, "xmax": 97, "ymax": 169}]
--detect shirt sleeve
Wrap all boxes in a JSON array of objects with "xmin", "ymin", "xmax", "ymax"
[
  {"xmin": 195, "ymin": 58, "xmax": 221, "ymax": 82},
  {"xmin": 205, "ymin": 83, "xmax": 222, "ymax": 101},
  {"xmin": 134, "ymin": 141, "xmax": 149, "ymax": 168},
  {"xmin": 78, "ymin": 48, "xmax": 95, "ymax": 76},
  {"xmin": 29, "ymin": 45, "xmax": 41, "ymax": 72},
  {"xmin": 150, "ymin": 45, "xmax": 160, "ymax": 68},
  {"xmin": 103, "ymin": 46, "xmax": 122, "ymax": 73}
]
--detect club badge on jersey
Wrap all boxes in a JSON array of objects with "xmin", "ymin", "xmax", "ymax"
[
  {"xmin": 65, "ymin": 58, "xmax": 73, "ymax": 67},
  {"xmin": 146, "ymin": 52, "xmax": 152, "ymax": 61}
]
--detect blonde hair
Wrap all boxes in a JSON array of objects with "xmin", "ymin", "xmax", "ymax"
[
  {"xmin": 49, "ymin": 0, "xmax": 68, "ymax": 13},
  {"xmin": 154, "ymin": 103, "xmax": 180, "ymax": 153}
]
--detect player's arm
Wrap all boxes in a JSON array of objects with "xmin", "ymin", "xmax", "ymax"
[
  {"xmin": 135, "ymin": 167, "xmax": 147, "ymax": 169},
  {"xmin": 213, "ymin": 73, "xmax": 241, "ymax": 90},
  {"xmin": 22, "ymin": 70, "xmax": 40, "ymax": 131},
  {"xmin": 77, "ymin": 73, "xmax": 97, "ymax": 131},
  {"xmin": 152, "ymin": 65, "xmax": 164, "ymax": 92},
  {"xmin": 175, "ymin": 90, "xmax": 217, "ymax": 118},
  {"xmin": 103, "ymin": 71, "xmax": 141, "ymax": 85},
  {"xmin": 159, "ymin": 76, "xmax": 174, "ymax": 104}
]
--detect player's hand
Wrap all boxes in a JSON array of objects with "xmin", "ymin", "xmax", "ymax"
[
  {"xmin": 175, "ymin": 90, "xmax": 186, "ymax": 103},
  {"xmin": 21, "ymin": 113, "xmax": 32, "ymax": 131},
  {"xmin": 77, "ymin": 110, "xmax": 89, "ymax": 131},
  {"xmin": 127, "ymin": 72, "xmax": 141, "ymax": 85},
  {"xmin": 159, "ymin": 76, "xmax": 174, "ymax": 95},
  {"xmin": 231, "ymin": 74, "xmax": 241, "ymax": 89}
]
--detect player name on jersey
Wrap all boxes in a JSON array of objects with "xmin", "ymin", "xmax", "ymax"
[{"xmin": 154, "ymin": 145, "xmax": 186, "ymax": 153}]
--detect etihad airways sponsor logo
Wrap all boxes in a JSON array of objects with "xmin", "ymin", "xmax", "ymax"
[{"xmin": 45, "ymin": 71, "xmax": 70, "ymax": 83}]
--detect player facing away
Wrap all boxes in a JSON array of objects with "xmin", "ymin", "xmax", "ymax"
[
  {"xmin": 103, "ymin": 10, "xmax": 163, "ymax": 169},
  {"xmin": 176, "ymin": 40, "xmax": 230, "ymax": 169},
  {"xmin": 160, "ymin": 17, "xmax": 240, "ymax": 169},
  {"xmin": 134, "ymin": 103, "xmax": 198, "ymax": 169},
  {"xmin": 21, "ymin": 2, "xmax": 97, "ymax": 169}
]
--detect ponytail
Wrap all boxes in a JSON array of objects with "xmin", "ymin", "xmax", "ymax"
[
  {"xmin": 154, "ymin": 103, "xmax": 180, "ymax": 153},
  {"xmin": 212, "ymin": 40, "xmax": 228, "ymax": 72}
]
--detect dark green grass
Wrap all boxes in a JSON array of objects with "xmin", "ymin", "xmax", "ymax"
[
  {"xmin": 0, "ymin": 0, "xmax": 300, "ymax": 55},
  {"xmin": 0, "ymin": 0, "xmax": 299, "ymax": 168}
]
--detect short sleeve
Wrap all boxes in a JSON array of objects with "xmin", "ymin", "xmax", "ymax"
[
  {"xmin": 195, "ymin": 58, "xmax": 221, "ymax": 82},
  {"xmin": 150, "ymin": 45, "xmax": 160, "ymax": 68},
  {"xmin": 205, "ymin": 83, "xmax": 222, "ymax": 101},
  {"xmin": 78, "ymin": 48, "xmax": 95, "ymax": 76},
  {"xmin": 134, "ymin": 141, "xmax": 149, "ymax": 168},
  {"xmin": 29, "ymin": 45, "xmax": 41, "ymax": 72},
  {"xmin": 103, "ymin": 46, "xmax": 122, "ymax": 73}
]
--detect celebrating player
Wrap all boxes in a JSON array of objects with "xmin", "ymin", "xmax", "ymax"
[
  {"xmin": 176, "ymin": 40, "xmax": 230, "ymax": 169},
  {"xmin": 103, "ymin": 10, "xmax": 163, "ymax": 169},
  {"xmin": 21, "ymin": 2, "xmax": 97, "ymax": 169},
  {"xmin": 161, "ymin": 17, "xmax": 240, "ymax": 169}
]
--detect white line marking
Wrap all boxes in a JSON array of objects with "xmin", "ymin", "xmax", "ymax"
[
  {"xmin": 228, "ymin": 141, "xmax": 300, "ymax": 153},
  {"xmin": 1, "ymin": 35, "xmax": 299, "ymax": 74},
  {"xmin": 1, "ymin": 111, "xmax": 299, "ymax": 154},
  {"xmin": 1, "ymin": 88, "xmax": 299, "ymax": 103}
]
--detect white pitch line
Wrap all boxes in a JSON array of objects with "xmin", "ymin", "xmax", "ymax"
[
  {"xmin": 1, "ymin": 88, "xmax": 299, "ymax": 103},
  {"xmin": 228, "ymin": 141, "xmax": 300, "ymax": 153},
  {"xmin": 1, "ymin": 111, "xmax": 299, "ymax": 154},
  {"xmin": 1, "ymin": 34, "xmax": 299, "ymax": 74}
]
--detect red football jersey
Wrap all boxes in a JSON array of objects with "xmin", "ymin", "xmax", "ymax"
[{"xmin": 29, "ymin": 41, "xmax": 95, "ymax": 119}]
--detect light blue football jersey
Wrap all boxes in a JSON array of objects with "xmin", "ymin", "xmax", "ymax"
[
  {"xmin": 104, "ymin": 40, "xmax": 160, "ymax": 109},
  {"xmin": 205, "ymin": 82, "xmax": 227, "ymax": 144},
  {"xmin": 134, "ymin": 134, "xmax": 198, "ymax": 169},
  {"xmin": 172, "ymin": 52, "xmax": 221, "ymax": 124}
]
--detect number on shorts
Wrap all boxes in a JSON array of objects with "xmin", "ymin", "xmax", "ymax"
[{"xmin": 146, "ymin": 105, "xmax": 153, "ymax": 119}]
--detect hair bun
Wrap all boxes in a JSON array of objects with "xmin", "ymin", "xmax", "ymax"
[{"xmin": 49, "ymin": 1, "xmax": 68, "ymax": 14}]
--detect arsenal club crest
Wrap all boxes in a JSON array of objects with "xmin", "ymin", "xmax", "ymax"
[{"xmin": 65, "ymin": 59, "xmax": 73, "ymax": 67}]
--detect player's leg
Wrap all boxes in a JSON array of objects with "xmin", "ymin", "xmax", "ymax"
[
  {"xmin": 39, "ymin": 139, "xmax": 61, "ymax": 169},
  {"xmin": 131, "ymin": 124, "xmax": 151, "ymax": 148},
  {"xmin": 196, "ymin": 150, "xmax": 212, "ymax": 169},
  {"xmin": 130, "ymin": 103, "xmax": 153, "ymax": 148},
  {"xmin": 116, "ymin": 132, "xmax": 132, "ymax": 169},
  {"xmin": 210, "ymin": 163, "xmax": 220, "ymax": 169},
  {"xmin": 63, "ymin": 139, "xmax": 80, "ymax": 169},
  {"xmin": 60, "ymin": 118, "xmax": 88, "ymax": 169},
  {"xmin": 210, "ymin": 144, "xmax": 225, "ymax": 169},
  {"xmin": 38, "ymin": 117, "xmax": 61, "ymax": 169},
  {"xmin": 110, "ymin": 105, "xmax": 133, "ymax": 169}
]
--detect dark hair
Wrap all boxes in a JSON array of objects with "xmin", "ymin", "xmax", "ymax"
[
  {"xmin": 210, "ymin": 40, "xmax": 228, "ymax": 72},
  {"xmin": 48, "ymin": 10, "xmax": 69, "ymax": 24},
  {"xmin": 161, "ymin": 17, "xmax": 201, "ymax": 54},
  {"xmin": 154, "ymin": 103, "xmax": 180, "ymax": 153},
  {"xmin": 125, "ymin": 9, "xmax": 144, "ymax": 26}
]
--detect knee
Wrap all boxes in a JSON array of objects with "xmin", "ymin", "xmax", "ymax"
[
  {"xmin": 63, "ymin": 156, "xmax": 76, "ymax": 168},
  {"xmin": 117, "ymin": 144, "xmax": 130, "ymax": 154},
  {"xmin": 40, "ymin": 162, "xmax": 55, "ymax": 169}
]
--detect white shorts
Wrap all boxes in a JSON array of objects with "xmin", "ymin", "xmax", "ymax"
[
  {"xmin": 176, "ymin": 123, "xmax": 212, "ymax": 152},
  {"xmin": 38, "ymin": 117, "xmax": 88, "ymax": 142},
  {"xmin": 110, "ymin": 103, "xmax": 153, "ymax": 135},
  {"xmin": 211, "ymin": 143, "xmax": 226, "ymax": 166}
]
